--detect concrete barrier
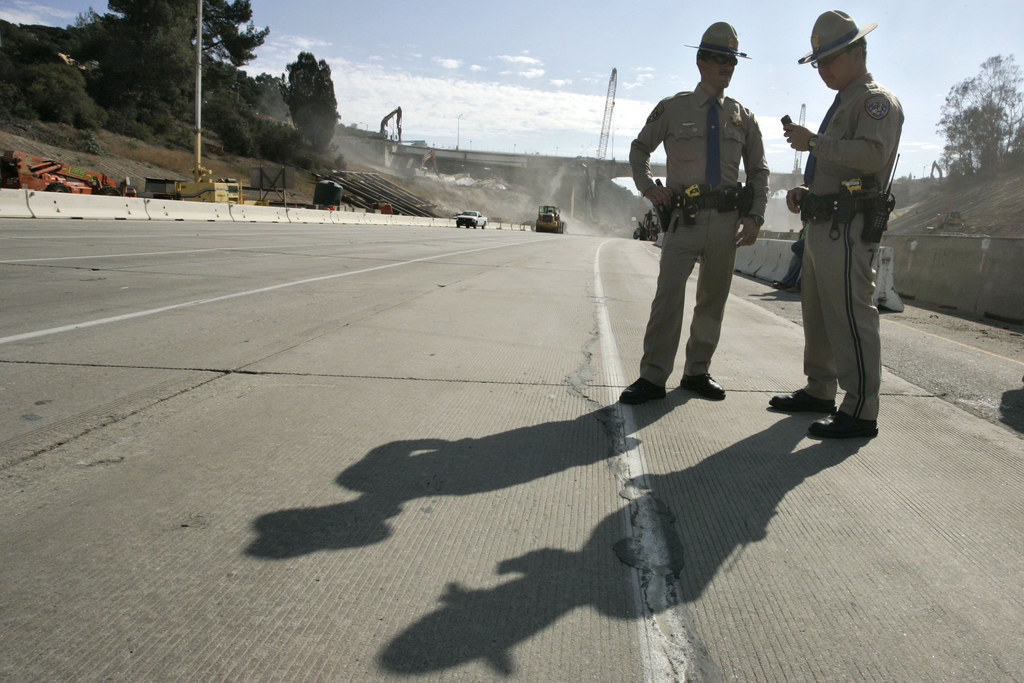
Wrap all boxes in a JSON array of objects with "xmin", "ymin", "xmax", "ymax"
[
  {"xmin": 752, "ymin": 240, "xmax": 794, "ymax": 283},
  {"xmin": 873, "ymin": 246, "xmax": 904, "ymax": 312},
  {"xmin": 331, "ymin": 208, "xmax": 367, "ymax": 226},
  {"xmin": 735, "ymin": 238, "xmax": 904, "ymax": 312},
  {"xmin": 363, "ymin": 212, "xmax": 391, "ymax": 225},
  {"xmin": 229, "ymin": 203, "xmax": 288, "ymax": 223},
  {"xmin": 145, "ymin": 198, "xmax": 231, "ymax": 221},
  {"xmin": 26, "ymin": 191, "xmax": 150, "ymax": 220},
  {"xmin": 0, "ymin": 189, "xmax": 33, "ymax": 218},
  {"xmin": 734, "ymin": 240, "xmax": 758, "ymax": 273},
  {"xmin": 881, "ymin": 233, "xmax": 1023, "ymax": 323},
  {"xmin": 285, "ymin": 207, "xmax": 332, "ymax": 224}
]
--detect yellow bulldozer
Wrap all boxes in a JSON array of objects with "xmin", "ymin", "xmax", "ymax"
[{"xmin": 535, "ymin": 205, "xmax": 566, "ymax": 234}]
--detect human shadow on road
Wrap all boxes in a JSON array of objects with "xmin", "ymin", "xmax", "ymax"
[
  {"xmin": 246, "ymin": 400, "xmax": 647, "ymax": 559},
  {"xmin": 376, "ymin": 416, "xmax": 863, "ymax": 675},
  {"xmin": 999, "ymin": 386, "xmax": 1024, "ymax": 434}
]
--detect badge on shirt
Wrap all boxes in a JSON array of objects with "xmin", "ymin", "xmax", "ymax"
[
  {"xmin": 647, "ymin": 102, "xmax": 665, "ymax": 123},
  {"xmin": 865, "ymin": 95, "xmax": 890, "ymax": 120}
]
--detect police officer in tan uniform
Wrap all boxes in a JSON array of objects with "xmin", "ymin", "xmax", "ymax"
[
  {"xmin": 772, "ymin": 10, "xmax": 903, "ymax": 438},
  {"xmin": 620, "ymin": 22, "xmax": 769, "ymax": 405}
]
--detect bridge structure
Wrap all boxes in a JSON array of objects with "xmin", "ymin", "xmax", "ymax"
[
  {"xmin": 387, "ymin": 143, "xmax": 803, "ymax": 194},
  {"xmin": 337, "ymin": 136, "xmax": 803, "ymax": 229},
  {"xmin": 387, "ymin": 142, "xmax": 663, "ymax": 184}
]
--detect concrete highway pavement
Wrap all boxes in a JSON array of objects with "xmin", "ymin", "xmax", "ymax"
[{"xmin": 1, "ymin": 219, "xmax": 1021, "ymax": 681}]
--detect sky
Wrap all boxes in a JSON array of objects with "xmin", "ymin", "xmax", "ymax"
[{"xmin": 3, "ymin": 0, "xmax": 1022, "ymax": 182}]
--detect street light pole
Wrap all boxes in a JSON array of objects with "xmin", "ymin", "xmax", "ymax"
[{"xmin": 457, "ymin": 114, "xmax": 463, "ymax": 150}]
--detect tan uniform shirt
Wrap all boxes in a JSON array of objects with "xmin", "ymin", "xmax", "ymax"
[
  {"xmin": 630, "ymin": 84, "xmax": 770, "ymax": 215},
  {"xmin": 809, "ymin": 72, "xmax": 903, "ymax": 192}
]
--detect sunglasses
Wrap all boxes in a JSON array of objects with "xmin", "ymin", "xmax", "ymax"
[
  {"xmin": 703, "ymin": 53, "xmax": 739, "ymax": 67},
  {"xmin": 811, "ymin": 45, "xmax": 855, "ymax": 69}
]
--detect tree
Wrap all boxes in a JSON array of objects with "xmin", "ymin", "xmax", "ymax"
[
  {"xmin": 79, "ymin": 0, "xmax": 267, "ymax": 138},
  {"xmin": 201, "ymin": 0, "xmax": 268, "ymax": 67},
  {"xmin": 92, "ymin": 0, "xmax": 195, "ymax": 135},
  {"xmin": 937, "ymin": 55, "xmax": 1024, "ymax": 176},
  {"xmin": 283, "ymin": 51, "xmax": 339, "ymax": 153},
  {"xmin": 252, "ymin": 73, "xmax": 290, "ymax": 120}
]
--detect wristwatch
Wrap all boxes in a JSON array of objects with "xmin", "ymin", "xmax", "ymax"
[
  {"xmin": 749, "ymin": 214, "xmax": 765, "ymax": 227},
  {"xmin": 807, "ymin": 135, "xmax": 819, "ymax": 151}
]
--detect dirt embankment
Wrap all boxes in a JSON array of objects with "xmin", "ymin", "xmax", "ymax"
[
  {"xmin": 0, "ymin": 119, "xmax": 320, "ymax": 204},
  {"xmin": 888, "ymin": 171, "xmax": 1024, "ymax": 238}
]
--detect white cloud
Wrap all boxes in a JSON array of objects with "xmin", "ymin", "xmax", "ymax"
[
  {"xmin": 549, "ymin": 79, "xmax": 573, "ymax": 87},
  {"xmin": 498, "ymin": 55, "xmax": 544, "ymax": 66},
  {"xmin": 245, "ymin": 52, "xmax": 659, "ymax": 157},
  {"xmin": 497, "ymin": 54, "xmax": 546, "ymax": 78},
  {"xmin": 622, "ymin": 72, "xmax": 654, "ymax": 90},
  {"xmin": 469, "ymin": 65, "xmax": 486, "ymax": 72},
  {"xmin": 278, "ymin": 35, "xmax": 333, "ymax": 53},
  {"xmin": 0, "ymin": 0, "xmax": 81, "ymax": 26},
  {"xmin": 433, "ymin": 57, "xmax": 462, "ymax": 70},
  {"xmin": 314, "ymin": 57, "xmax": 662, "ymax": 156}
]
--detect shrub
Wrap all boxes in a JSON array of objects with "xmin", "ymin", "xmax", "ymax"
[{"xmin": 22, "ymin": 63, "xmax": 106, "ymax": 129}]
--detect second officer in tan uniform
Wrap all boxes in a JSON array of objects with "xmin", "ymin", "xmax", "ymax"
[
  {"xmin": 773, "ymin": 10, "xmax": 904, "ymax": 438},
  {"xmin": 620, "ymin": 22, "xmax": 769, "ymax": 405}
]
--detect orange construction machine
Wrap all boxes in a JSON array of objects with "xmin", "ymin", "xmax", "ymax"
[{"xmin": 1, "ymin": 150, "xmax": 136, "ymax": 196}]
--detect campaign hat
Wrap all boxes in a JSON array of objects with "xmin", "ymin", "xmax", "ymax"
[
  {"xmin": 798, "ymin": 10, "xmax": 877, "ymax": 64},
  {"xmin": 686, "ymin": 22, "xmax": 750, "ymax": 59}
]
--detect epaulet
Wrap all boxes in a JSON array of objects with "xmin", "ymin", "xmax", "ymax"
[
  {"xmin": 721, "ymin": 95, "xmax": 751, "ymax": 118},
  {"xmin": 647, "ymin": 92, "xmax": 693, "ymax": 123}
]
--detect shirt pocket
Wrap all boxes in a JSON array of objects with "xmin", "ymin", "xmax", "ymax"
[
  {"xmin": 666, "ymin": 123, "xmax": 703, "ymax": 161},
  {"xmin": 722, "ymin": 126, "xmax": 745, "ymax": 159}
]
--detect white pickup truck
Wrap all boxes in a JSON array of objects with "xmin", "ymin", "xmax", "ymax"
[{"xmin": 455, "ymin": 210, "xmax": 488, "ymax": 229}]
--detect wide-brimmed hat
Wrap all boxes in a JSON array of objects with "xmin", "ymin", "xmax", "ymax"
[
  {"xmin": 798, "ymin": 10, "xmax": 876, "ymax": 65},
  {"xmin": 685, "ymin": 22, "xmax": 750, "ymax": 59}
]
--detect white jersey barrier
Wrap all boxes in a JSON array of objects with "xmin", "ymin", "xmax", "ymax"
[
  {"xmin": 872, "ymin": 246, "xmax": 904, "ymax": 312},
  {"xmin": 285, "ymin": 207, "xmax": 332, "ymax": 224},
  {"xmin": 145, "ymin": 197, "xmax": 232, "ymax": 221},
  {"xmin": 736, "ymin": 238, "xmax": 903, "ymax": 312},
  {"xmin": 26, "ymin": 191, "xmax": 150, "ymax": 220},
  {"xmin": 362, "ymin": 212, "xmax": 392, "ymax": 226},
  {"xmin": 330, "ymin": 208, "xmax": 368, "ymax": 226},
  {"xmin": 752, "ymin": 240, "xmax": 793, "ymax": 283},
  {"xmin": 229, "ymin": 203, "xmax": 288, "ymax": 223},
  {"xmin": 0, "ymin": 189, "xmax": 33, "ymax": 218}
]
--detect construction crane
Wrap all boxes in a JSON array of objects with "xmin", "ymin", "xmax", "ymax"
[
  {"xmin": 792, "ymin": 103, "xmax": 807, "ymax": 174},
  {"xmin": 596, "ymin": 68, "xmax": 617, "ymax": 160},
  {"xmin": 380, "ymin": 107, "xmax": 402, "ymax": 142}
]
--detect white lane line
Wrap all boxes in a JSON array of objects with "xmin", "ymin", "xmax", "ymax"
[
  {"xmin": 0, "ymin": 241, "xmax": 523, "ymax": 345},
  {"xmin": 0, "ymin": 244, "xmax": 335, "ymax": 263},
  {"xmin": 593, "ymin": 239, "xmax": 716, "ymax": 682}
]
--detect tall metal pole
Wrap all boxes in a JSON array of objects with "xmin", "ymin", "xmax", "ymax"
[{"xmin": 192, "ymin": 0, "xmax": 209, "ymax": 182}]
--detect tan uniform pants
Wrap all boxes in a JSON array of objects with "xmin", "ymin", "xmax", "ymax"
[
  {"xmin": 800, "ymin": 217, "xmax": 882, "ymax": 420},
  {"xmin": 639, "ymin": 210, "xmax": 738, "ymax": 386}
]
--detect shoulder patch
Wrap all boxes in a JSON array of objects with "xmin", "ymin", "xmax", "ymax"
[
  {"xmin": 647, "ymin": 102, "xmax": 665, "ymax": 124},
  {"xmin": 865, "ymin": 95, "xmax": 890, "ymax": 120}
]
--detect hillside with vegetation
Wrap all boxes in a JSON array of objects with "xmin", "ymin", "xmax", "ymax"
[{"xmin": 1, "ymin": 4, "xmax": 336, "ymax": 177}]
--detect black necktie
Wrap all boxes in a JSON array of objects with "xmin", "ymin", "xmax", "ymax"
[
  {"xmin": 803, "ymin": 93, "xmax": 841, "ymax": 185},
  {"xmin": 706, "ymin": 99, "xmax": 721, "ymax": 188}
]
